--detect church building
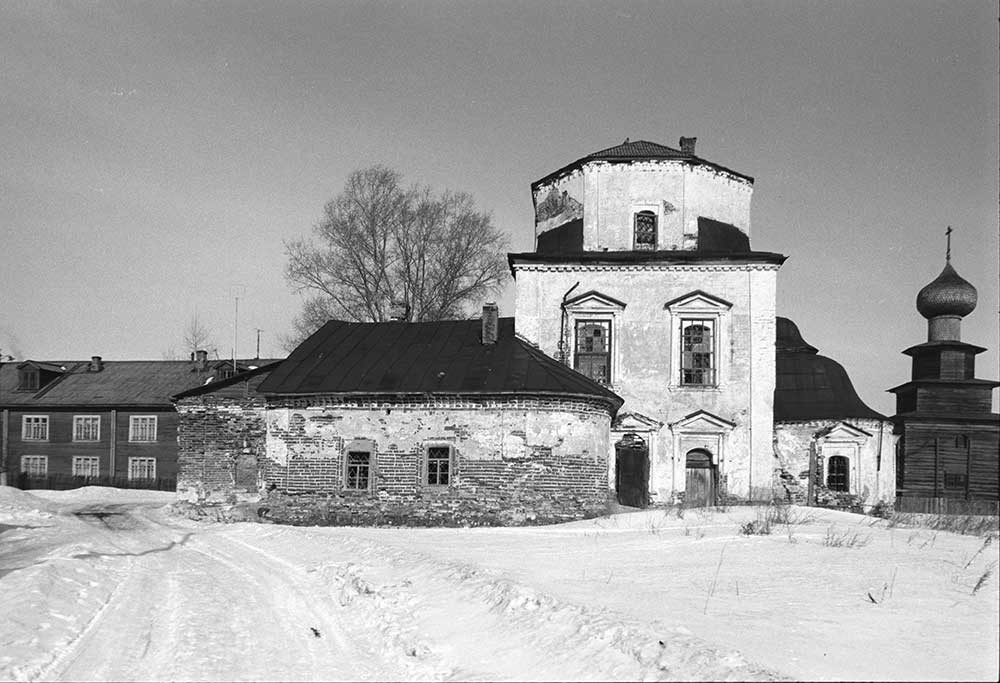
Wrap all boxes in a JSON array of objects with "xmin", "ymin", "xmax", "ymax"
[
  {"xmin": 890, "ymin": 242, "xmax": 999, "ymax": 511},
  {"xmin": 175, "ymin": 136, "xmax": 897, "ymax": 522}
]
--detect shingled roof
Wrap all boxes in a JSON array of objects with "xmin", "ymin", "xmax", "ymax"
[
  {"xmin": 774, "ymin": 317, "xmax": 884, "ymax": 422},
  {"xmin": 257, "ymin": 317, "xmax": 623, "ymax": 412}
]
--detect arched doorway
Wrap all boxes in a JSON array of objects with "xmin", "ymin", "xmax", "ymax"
[
  {"xmin": 615, "ymin": 433, "xmax": 649, "ymax": 508},
  {"xmin": 684, "ymin": 449, "xmax": 717, "ymax": 507}
]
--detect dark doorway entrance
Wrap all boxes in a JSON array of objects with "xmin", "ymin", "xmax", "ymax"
[
  {"xmin": 684, "ymin": 449, "xmax": 717, "ymax": 507},
  {"xmin": 615, "ymin": 434, "xmax": 649, "ymax": 508}
]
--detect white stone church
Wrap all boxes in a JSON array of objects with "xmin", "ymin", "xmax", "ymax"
[
  {"xmin": 176, "ymin": 137, "xmax": 894, "ymax": 524},
  {"xmin": 510, "ymin": 137, "xmax": 893, "ymax": 509}
]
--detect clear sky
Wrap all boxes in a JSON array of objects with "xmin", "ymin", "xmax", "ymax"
[{"xmin": 1, "ymin": 0, "xmax": 997, "ymax": 415}]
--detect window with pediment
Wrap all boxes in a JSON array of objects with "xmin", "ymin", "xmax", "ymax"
[{"xmin": 665, "ymin": 291, "xmax": 732, "ymax": 388}]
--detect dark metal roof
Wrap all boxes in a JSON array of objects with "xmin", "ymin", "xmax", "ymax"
[
  {"xmin": 257, "ymin": 317, "xmax": 623, "ymax": 411},
  {"xmin": 0, "ymin": 361, "xmax": 214, "ymax": 407},
  {"xmin": 532, "ymin": 139, "xmax": 754, "ymax": 189},
  {"xmin": 774, "ymin": 317, "xmax": 885, "ymax": 422},
  {"xmin": 172, "ymin": 362, "xmax": 283, "ymax": 401}
]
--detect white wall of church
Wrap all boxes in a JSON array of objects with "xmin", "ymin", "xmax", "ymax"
[
  {"xmin": 773, "ymin": 419, "xmax": 896, "ymax": 510},
  {"xmin": 532, "ymin": 160, "xmax": 753, "ymax": 252},
  {"xmin": 513, "ymin": 262, "xmax": 779, "ymax": 502}
]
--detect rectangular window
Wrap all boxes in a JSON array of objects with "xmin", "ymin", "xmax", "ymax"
[
  {"xmin": 128, "ymin": 457, "xmax": 156, "ymax": 480},
  {"xmin": 944, "ymin": 472, "xmax": 967, "ymax": 489},
  {"xmin": 425, "ymin": 446, "xmax": 453, "ymax": 486},
  {"xmin": 681, "ymin": 319, "xmax": 716, "ymax": 386},
  {"xmin": 21, "ymin": 455, "xmax": 48, "ymax": 477},
  {"xmin": 73, "ymin": 415, "xmax": 101, "ymax": 442},
  {"xmin": 574, "ymin": 320, "xmax": 611, "ymax": 384},
  {"xmin": 22, "ymin": 415, "xmax": 49, "ymax": 441},
  {"xmin": 345, "ymin": 451, "xmax": 372, "ymax": 490},
  {"xmin": 129, "ymin": 416, "xmax": 157, "ymax": 442},
  {"xmin": 73, "ymin": 456, "xmax": 101, "ymax": 478},
  {"xmin": 634, "ymin": 211, "xmax": 657, "ymax": 250}
]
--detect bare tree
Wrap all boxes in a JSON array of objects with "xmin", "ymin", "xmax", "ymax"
[
  {"xmin": 183, "ymin": 313, "xmax": 215, "ymax": 355},
  {"xmin": 284, "ymin": 166, "xmax": 509, "ymax": 346}
]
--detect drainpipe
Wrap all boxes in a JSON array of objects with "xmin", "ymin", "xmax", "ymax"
[{"xmin": 557, "ymin": 282, "xmax": 580, "ymax": 365}]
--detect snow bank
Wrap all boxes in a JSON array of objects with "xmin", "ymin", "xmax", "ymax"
[
  {"xmin": 29, "ymin": 486, "xmax": 177, "ymax": 506},
  {"xmin": 0, "ymin": 486, "xmax": 63, "ymax": 523}
]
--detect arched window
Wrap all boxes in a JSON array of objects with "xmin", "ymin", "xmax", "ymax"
[
  {"xmin": 827, "ymin": 455, "xmax": 849, "ymax": 492},
  {"xmin": 634, "ymin": 211, "xmax": 657, "ymax": 250}
]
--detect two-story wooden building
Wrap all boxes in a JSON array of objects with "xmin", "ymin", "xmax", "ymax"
[{"xmin": 0, "ymin": 352, "xmax": 278, "ymax": 489}]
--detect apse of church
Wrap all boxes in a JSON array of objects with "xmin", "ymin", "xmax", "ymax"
[{"xmin": 511, "ymin": 138, "xmax": 785, "ymax": 505}]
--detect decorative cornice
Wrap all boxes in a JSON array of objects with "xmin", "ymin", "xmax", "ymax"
[{"xmin": 512, "ymin": 262, "xmax": 782, "ymax": 273}]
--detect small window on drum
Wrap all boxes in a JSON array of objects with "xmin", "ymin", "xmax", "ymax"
[{"xmin": 634, "ymin": 211, "xmax": 657, "ymax": 250}]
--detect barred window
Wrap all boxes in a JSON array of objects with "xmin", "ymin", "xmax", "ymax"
[
  {"xmin": 74, "ymin": 415, "xmax": 101, "ymax": 442},
  {"xmin": 425, "ymin": 446, "xmax": 453, "ymax": 486},
  {"xmin": 827, "ymin": 456, "xmax": 849, "ymax": 492},
  {"xmin": 681, "ymin": 320, "xmax": 716, "ymax": 386},
  {"xmin": 22, "ymin": 416, "xmax": 48, "ymax": 441},
  {"xmin": 21, "ymin": 455, "xmax": 47, "ymax": 477},
  {"xmin": 73, "ymin": 456, "xmax": 101, "ymax": 478},
  {"xmin": 128, "ymin": 457, "xmax": 156, "ymax": 480},
  {"xmin": 129, "ymin": 416, "xmax": 157, "ymax": 442},
  {"xmin": 575, "ymin": 320, "xmax": 611, "ymax": 384},
  {"xmin": 345, "ymin": 451, "xmax": 372, "ymax": 490},
  {"xmin": 634, "ymin": 211, "xmax": 657, "ymax": 250}
]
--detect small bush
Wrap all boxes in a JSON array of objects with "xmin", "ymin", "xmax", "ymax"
[
  {"xmin": 823, "ymin": 525, "xmax": 871, "ymax": 548},
  {"xmin": 740, "ymin": 519, "xmax": 770, "ymax": 535},
  {"xmin": 868, "ymin": 500, "xmax": 894, "ymax": 520}
]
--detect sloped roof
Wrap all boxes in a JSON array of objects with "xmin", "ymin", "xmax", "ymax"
[
  {"xmin": 258, "ymin": 317, "xmax": 623, "ymax": 411},
  {"xmin": 532, "ymin": 138, "xmax": 754, "ymax": 189},
  {"xmin": 172, "ymin": 361, "xmax": 283, "ymax": 401},
  {"xmin": 774, "ymin": 317, "xmax": 884, "ymax": 422},
  {"xmin": 0, "ymin": 360, "xmax": 216, "ymax": 407}
]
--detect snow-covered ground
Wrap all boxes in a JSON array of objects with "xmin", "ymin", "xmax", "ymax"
[{"xmin": 1, "ymin": 486, "xmax": 997, "ymax": 682}]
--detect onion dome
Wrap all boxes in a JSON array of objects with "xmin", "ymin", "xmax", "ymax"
[{"xmin": 916, "ymin": 262, "xmax": 978, "ymax": 319}]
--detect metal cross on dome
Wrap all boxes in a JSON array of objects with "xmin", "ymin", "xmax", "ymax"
[{"xmin": 945, "ymin": 225, "xmax": 952, "ymax": 262}]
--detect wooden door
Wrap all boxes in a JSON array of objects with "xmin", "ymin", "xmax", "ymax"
[
  {"xmin": 616, "ymin": 445, "xmax": 649, "ymax": 508},
  {"xmin": 684, "ymin": 450, "xmax": 716, "ymax": 507}
]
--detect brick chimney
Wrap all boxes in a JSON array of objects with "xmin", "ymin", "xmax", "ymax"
[
  {"xmin": 89, "ymin": 356, "xmax": 103, "ymax": 372},
  {"xmin": 194, "ymin": 349, "xmax": 208, "ymax": 371},
  {"xmin": 679, "ymin": 136, "xmax": 697, "ymax": 155},
  {"xmin": 481, "ymin": 302, "xmax": 499, "ymax": 345}
]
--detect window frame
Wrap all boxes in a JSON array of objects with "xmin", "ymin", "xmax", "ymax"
[
  {"xmin": 20, "ymin": 455, "xmax": 48, "ymax": 477},
  {"xmin": 21, "ymin": 415, "xmax": 49, "ymax": 441},
  {"xmin": 573, "ymin": 318, "xmax": 613, "ymax": 386},
  {"xmin": 73, "ymin": 415, "xmax": 101, "ymax": 442},
  {"xmin": 128, "ymin": 457, "xmax": 156, "ymax": 480},
  {"xmin": 826, "ymin": 455, "xmax": 850, "ymax": 492},
  {"xmin": 344, "ymin": 449, "xmax": 374, "ymax": 492},
  {"xmin": 73, "ymin": 456, "xmax": 101, "ymax": 478},
  {"xmin": 128, "ymin": 415, "xmax": 158, "ymax": 443},
  {"xmin": 665, "ymin": 291, "xmax": 733, "ymax": 390},
  {"xmin": 680, "ymin": 319, "xmax": 717, "ymax": 386},
  {"xmin": 633, "ymin": 210, "xmax": 658, "ymax": 250},
  {"xmin": 423, "ymin": 443, "xmax": 456, "ymax": 487}
]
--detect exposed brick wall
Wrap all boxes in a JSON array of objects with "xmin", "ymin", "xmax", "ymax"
[
  {"xmin": 262, "ymin": 395, "xmax": 612, "ymax": 526},
  {"xmin": 175, "ymin": 394, "xmax": 267, "ymax": 502}
]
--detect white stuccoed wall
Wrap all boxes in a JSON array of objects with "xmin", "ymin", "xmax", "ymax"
[
  {"xmin": 513, "ymin": 262, "xmax": 779, "ymax": 502},
  {"xmin": 532, "ymin": 159, "xmax": 753, "ymax": 252}
]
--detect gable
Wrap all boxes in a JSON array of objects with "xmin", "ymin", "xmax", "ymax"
[
  {"xmin": 664, "ymin": 290, "xmax": 733, "ymax": 312},
  {"xmin": 670, "ymin": 409, "xmax": 736, "ymax": 432},
  {"xmin": 563, "ymin": 290, "xmax": 627, "ymax": 311},
  {"xmin": 815, "ymin": 421, "xmax": 872, "ymax": 442},
  {"xmin": 613, "ymin": 410, "xmax": 664, "ymax": 432}
]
